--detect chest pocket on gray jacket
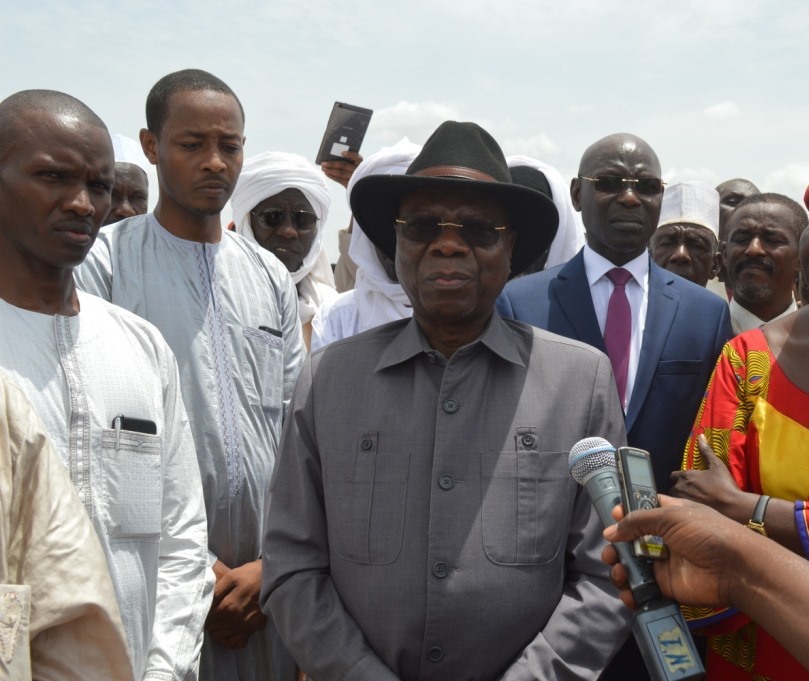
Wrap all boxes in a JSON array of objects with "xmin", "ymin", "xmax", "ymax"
[
  {"xmin": 100, "ymin": 429, "xmax": 162, "ymax": 538},
  {"xmin": 481, "ymin": 443, "xmax": 573, "ymax": 566},
  {"xmin": 242, "ymin": 327, "xmax": 284, "ymax": 417},
  {"xmin": 323, "ymin": 448, "xmax": 410, "ymax": 565}
]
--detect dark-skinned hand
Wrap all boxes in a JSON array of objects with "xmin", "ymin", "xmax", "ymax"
[
  {"xmin": 321, "ymin": 150, "xmax": 363, "ymax": 188},
  {"xmin": 669, "ymin": 434, "xmax": 750, "ymax": 519},
  {"xmin": 206, "ymin": 559, "xmax": 267, "ymax": 649},
  {"xmin": 602, "ymin": 496, "xmax": 735, "ymax": 611}
]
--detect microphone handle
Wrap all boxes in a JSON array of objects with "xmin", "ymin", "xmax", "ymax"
[
  {"xmin": 583, "ymin": 469, "xmax": 705, "ymax": 679},
  {"xmin": 583, "ymin": 469, "xmax": 661, "ymax": 605},
  {"xmin": 633, "ymin": 599, "xmax": 705, "ymax": 681}
]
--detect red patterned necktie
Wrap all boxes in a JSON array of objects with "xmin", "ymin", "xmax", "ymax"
[{"xmin": 604, "ymin": 268, "xmax": 632, "ymax": 406}]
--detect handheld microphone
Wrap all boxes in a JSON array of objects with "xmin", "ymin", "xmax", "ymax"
[{"xmin": 569, "ymin": 437, "xmax": 705, "ymax": 681}]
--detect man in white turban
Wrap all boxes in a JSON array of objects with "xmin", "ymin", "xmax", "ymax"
[
  {"xmin": 310, "ymin": 139, "xmax": 420, "ymax": 351},
  {"xmin": 105, "ymin": 133, "xmax": 150, "ymax": 226},
  {"xmin": 231, "ymin": 151, "xmax": 337, "ymax": 349},
  {"xmin": 507, "ymin": 155, "xmax": 585, "ymax": 271}
]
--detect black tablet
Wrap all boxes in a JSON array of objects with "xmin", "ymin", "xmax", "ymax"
[{"xmin": 315, "ymin": 101, "xmax": 373, "ymax": 165}]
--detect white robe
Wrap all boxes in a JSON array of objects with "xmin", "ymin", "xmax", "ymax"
[
  {"xmin": 76, "ymin": 214, "xmax": 305, "ymax": 681},
  {"xmin": 0, "ymin": 291, "xmax": 212, "ymax": 680},
  {"xmin": 311, "ymin": 139, "xmax": 420, "ymax": 351},
  {"xmin": 0, "ymin": 371, "xmax": 133, "ymax": 681}
]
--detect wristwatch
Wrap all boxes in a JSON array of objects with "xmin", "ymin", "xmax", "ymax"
[{"xmin": 746, "ymin": 495, "xmax": 771, "ymax": 536}]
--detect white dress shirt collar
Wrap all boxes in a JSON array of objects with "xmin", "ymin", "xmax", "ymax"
[
  {"xmin": 729, "ymin": 296, "xmax": 798, "ymax": 335},
  {"xmin": 583, "ymin": 245, "xmax": 650, "ymax": 292}
]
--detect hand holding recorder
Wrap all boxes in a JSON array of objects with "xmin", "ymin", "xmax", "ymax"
[
  {"xmin": 602, "ymin": 497, "xmax": 732, "ymax": 611},
  {"xmin": 569, "ymin": 437, "xmax": 705, "ymax": 681},
  {"xmin": 603, "ymin": 495, "xmax": 809, "ymax": 673}
]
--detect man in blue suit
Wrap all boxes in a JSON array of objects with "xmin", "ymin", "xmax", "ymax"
[
  {"xmin": 498, "ymin": 132, "xmax": 731, "ymax": 679},
  {"xmin": 500, "ymin": 133, "xmax": 731, "ymax": 491}
]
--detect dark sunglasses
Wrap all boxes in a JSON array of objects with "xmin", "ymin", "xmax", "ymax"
[
  {"xmin": 394, "ymin": 218, "xmax": 508, "ymax": 248},
  {"xmin": 579, "ymin": 175, "xmax": 665, "ymax": 196},
  {"xmin": 251, "ymin": 208, "xmax": 318, "ymax": 232}
]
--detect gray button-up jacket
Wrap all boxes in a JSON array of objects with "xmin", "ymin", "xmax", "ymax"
[{"xmin": 263, "ymin": 314, "xmax": 631, "ymax": 681}]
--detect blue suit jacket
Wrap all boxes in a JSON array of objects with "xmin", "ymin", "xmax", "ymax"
[{"xmin": 497, "ymin": 250, "xmax": 732, "ymax": 492}]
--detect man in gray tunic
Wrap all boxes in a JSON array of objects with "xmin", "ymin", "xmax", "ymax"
[
  {"xmin": 77, "ymin": 70, "xmax": 304, "ymax": 681},
  {"xmin": 262, "ymin": 121, "xmax": 631, "ymax": 681}
]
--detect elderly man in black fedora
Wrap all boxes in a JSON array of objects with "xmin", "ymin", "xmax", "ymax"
[{"xmin": 261, "ymin": 121, "xmax": 631, "ymax": 681}]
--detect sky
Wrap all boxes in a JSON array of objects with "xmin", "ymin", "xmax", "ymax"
[{"xmin": 3, "ymin": 0, "xmax": 807, "ymax": 260}]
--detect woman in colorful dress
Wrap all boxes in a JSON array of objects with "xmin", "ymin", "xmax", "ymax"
[{"xmin": 672, "ymin": 195, "xmax": 809, "ymax": 680}]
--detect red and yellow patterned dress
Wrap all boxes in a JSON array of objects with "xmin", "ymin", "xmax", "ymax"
[{"xmin": 683, "ymin": 328, "xmax": 809, "ymax": 681}]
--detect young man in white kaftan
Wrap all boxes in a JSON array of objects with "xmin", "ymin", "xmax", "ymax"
[
  {"xmin": 0, "ymin": 90, "xmax": 212, "ymax": 680},
  {"xmin": 76, "ymin": 70, "xmax": 304, "ymax": 681}
]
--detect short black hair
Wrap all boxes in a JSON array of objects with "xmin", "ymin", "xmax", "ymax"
[
  {"xmin": 733, "ymin": 192, "xmax": 809, "ymax": 240},
  {"xmin": 0, "ymin": 89, "xmax": 107, "ymax": 158},
  {"xmin": 145, "ymin": 69, "xmax": 245, "ymax": 135}
]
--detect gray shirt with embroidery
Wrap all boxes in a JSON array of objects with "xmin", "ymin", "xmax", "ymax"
[{"xmin": 77, "ymin": 214, "xmax": 305, "ymax": 680}]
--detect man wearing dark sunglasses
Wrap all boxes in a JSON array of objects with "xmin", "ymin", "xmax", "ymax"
[
  {"xmin": 498, "ymin": 132, "xmax": 732, "ymax": 679},
  {"xmin": 230, "ymin": 151, "xmax": 338, "ymax": 351},
  {"xmin": 262, "ymin": 121, "xmax": 632, "ymax": 681}
]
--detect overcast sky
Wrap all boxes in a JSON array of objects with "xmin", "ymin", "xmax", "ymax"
[{"xmin": 4, "ymin": 0, "xmax": 807, "ymax": 259}]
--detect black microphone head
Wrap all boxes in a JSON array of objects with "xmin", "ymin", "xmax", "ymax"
[{"xmin": 568, "ymin": 437, "xmax": 616, "ymax": 485}]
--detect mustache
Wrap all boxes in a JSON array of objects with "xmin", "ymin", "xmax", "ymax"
[{"xmin": 734, "ymin": 258, "xmax": 774, "ymax": 275}]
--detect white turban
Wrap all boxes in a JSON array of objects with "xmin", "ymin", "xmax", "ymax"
[
  {"xmin": 110, "ymin": 133, "xmax": 150, "ymax": 174},
  {"xmin": 345, "ymin": 138, "xmax": 422, "ymax": 331},
  {"xmin": 507, "ymin": 155, "xmax": 585, "ymax": 268},
  {"xmin": 231, "ymin": 151, "xmax": 336, "ymax": 323}
]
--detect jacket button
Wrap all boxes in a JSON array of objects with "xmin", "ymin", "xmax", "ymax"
[
  {"xmin": 521, "ymin": 433, "xmax": 536, "ymax": 447},
  {"xmin": 442, "ymin": 399, "xmax": 459, "ymax": 414},
  {"xmin": 427, "ymin": 646, "xmax": 443, "ymax": 662},
  {"xmin": 360, "ymin": 438, "xmax": 373, "ymax": 451},
  {"xmin": 438, "ymin": 474, "xmax": 454, "ymax": 490},
  {"xmin": 432, "ymin": 562, "xmax": 448, "ymax": 578}
]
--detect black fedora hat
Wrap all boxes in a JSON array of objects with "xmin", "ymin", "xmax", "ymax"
[{"xmin": 349, "ymin": 121, "xmax": 559, "ymax": 277}]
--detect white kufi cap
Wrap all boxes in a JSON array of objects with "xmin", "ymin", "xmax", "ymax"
[{"xmin": 658, "ymin": 181, "xmax": 720, "ymax": 237}]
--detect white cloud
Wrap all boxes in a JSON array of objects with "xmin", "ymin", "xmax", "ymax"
[
  {"xmin": 663, "ymin": 167, "xmax": 720, "ymax": 186},
  {"xmin": 427, "ymin": 0, "xmax": 628, "ymax": 34},
  {"xmin": 567, "ymin": 104, "xmax": 592, "ymax": 115},
  {"xmin": 704, "ymin": 101, "xmax": 741, "ymax": 120},
  {"xmin": 372, "ymin": 101, "xmax": 462, "ymax": 145},
  {"xmin": 500, "ymin": 133, "xmax": 561, "ymax": 159},
  {"xmin": 763, "ymin": 163, "xmax": 809, "ymax": 205}
]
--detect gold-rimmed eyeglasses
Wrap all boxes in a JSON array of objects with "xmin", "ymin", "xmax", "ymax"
[
  {"xmin": 394, "ymin": 218, "xmax": 508, "ymax": 248},
  {"xmin": 579, "ymin": 175, "xmax": 665, "ymax": 196}
]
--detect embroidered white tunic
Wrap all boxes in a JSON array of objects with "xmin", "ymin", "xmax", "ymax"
[
  {"xmin": 0, "ymin": 292, "xmax": 212, "ymax": 681},
  {"xmin": 76, "ymin": 214, "xmax": 305, "ymax": 680}
]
